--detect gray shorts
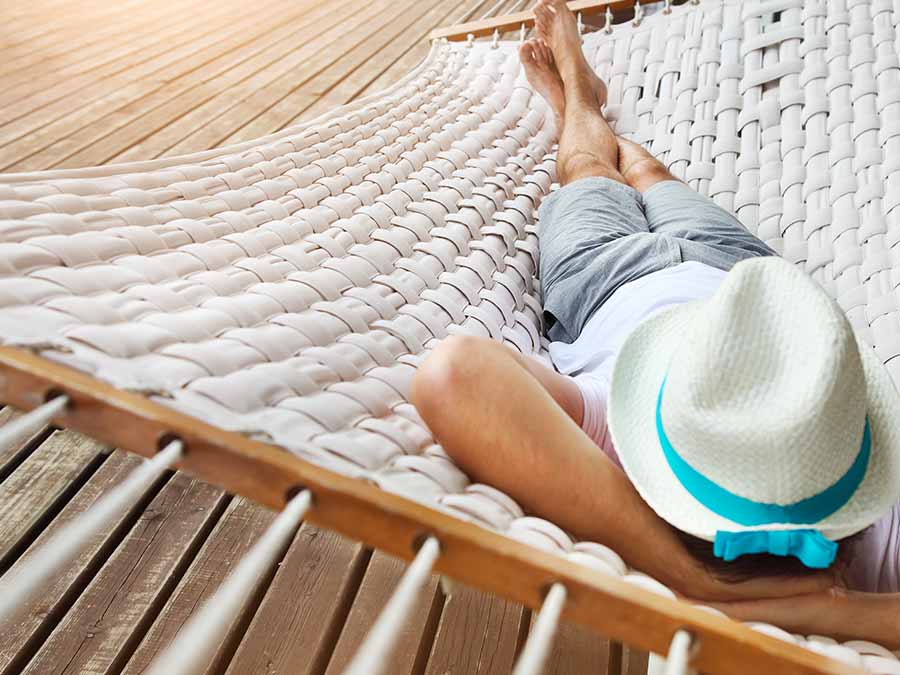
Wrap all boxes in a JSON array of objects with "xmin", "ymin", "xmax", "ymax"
[{"xmin": 538, "ymin": 178, "xmax": 776, "ymax": 343}]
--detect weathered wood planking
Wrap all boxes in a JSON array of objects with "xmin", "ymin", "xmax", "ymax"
[
  {"xmin": 224, "ymin": 525, "xmax": 369, "ymax": 674},
  {"xmin": 156, "ymin": 0, "xmax": 412, "ymax": 158},
  {"xmin": 424, "ymin": 585, "xmax": 531, "ymax": 674},
  {"xmin": 0, "ymin": 0, "xmax": 239, "ymax": 142},
  {"xmin": 325, "ymin": 551, "xmax": 444, "ymax": 674},
  {"xmin": 0, "ymin": 406, "xmax": 52, "ymax": 481},
  {"xmin": 539, "ymin": 615, "xmax": 613, "ymax": 675},
  {"xmin": 0, "ymin": 430, "xmax": 109, "ymax": 569},
  {"xmin": 0, "ymin": 450, "xmax": 151, "ymax": 675},
  {"xmin": 122, "ymin": 496, "xmax": 277, "ymax": 675},
  {"xmin": 271, "ymin": 0, "xmax": 479, "ymax": 133},
  {"xmin": 2, "ymin": 0, "xmax": 318, "ymax": 170},
  {"xmin": 19, "ymin": 474, "xmax": 227, "ymax": 675}
]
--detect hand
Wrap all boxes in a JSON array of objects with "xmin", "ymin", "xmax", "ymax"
[
  {"xmin": 668, "ymin": 554, "xmax": 837, "ymax": 602},
  {"xmin": 699, "ymin": 587, "xmax": 900, "ymax": 649}
]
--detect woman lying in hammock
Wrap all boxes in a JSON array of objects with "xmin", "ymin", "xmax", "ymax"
[{"xmin": 412, "ymin": 0, "xmax": 900, "ymax": 647}]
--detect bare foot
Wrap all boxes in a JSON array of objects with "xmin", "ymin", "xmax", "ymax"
[
  {"xmin": 534, "ymin": 0, "xmax": 608, "ymax": 108},
  {"xmin": 520, "ymin": 38, "xmax": 565, "ymax": 120}
]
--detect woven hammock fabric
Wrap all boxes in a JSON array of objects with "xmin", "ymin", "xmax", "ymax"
[{"xmin": 1, "ymin": 0, "xmax": 899, "ymax": 668}]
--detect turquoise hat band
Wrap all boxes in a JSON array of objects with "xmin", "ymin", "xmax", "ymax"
[{"xmin": 655, "ymin": 377, "xmax": 871, "ymax": 567}]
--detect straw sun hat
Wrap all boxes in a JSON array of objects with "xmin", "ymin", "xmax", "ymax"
[{"xmin": 608, "ymin": 257, "xmax": 900, "ymax": 568}]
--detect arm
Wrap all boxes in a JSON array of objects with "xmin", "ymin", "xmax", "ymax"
[
  {"xmin": 505, "ymin": 347, "xmax": 585, "ymax": 427},
  {"xmin": 707, "ymin": 589, "xmax": 900, "ymax": 649},
  {"xmin": 411, "ymin": 336, "xmax": 828, "ymax": 600}
]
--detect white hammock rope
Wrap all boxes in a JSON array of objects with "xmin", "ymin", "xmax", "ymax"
[
  {"xmin": 0, "ymin": 438, "xmax": 182, "ymax": 624},
  {"xmin": 343, "ymin": 536, "xmax": 441, "ymax": 675},
  {"xmin": 663, "ymin": 630, "xmax": 694, "ymax": 675},
  {"xmin": 0, "ymin": 395, "xmax": 68, "ymax": 456},
  {"xmin": 511, "ymin": 582, "xmax": 567, "ymax": 675},
  {"xmin": 145, "ymin": 489, "xmax": 311, "ymax": 675}
]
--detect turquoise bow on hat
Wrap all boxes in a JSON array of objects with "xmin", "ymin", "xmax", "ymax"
[{"xmin": 713, "ymin": 529, "xmax": 838, "ymax": 569}]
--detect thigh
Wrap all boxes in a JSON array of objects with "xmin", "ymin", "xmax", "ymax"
[
  {"xmin": 538, "ymin": 176, "xmax": 653, "ymax": 341},
  {"xmin": 541, "ymin": 232, "xmax": 681, "ymax": 342},
  {"xmin": 642, "ymin": 180, "xmax": 775, "ymax": 259},
  {"xmin": 538, "ymin": 176, "xmax": 648, "ymax": 284}
]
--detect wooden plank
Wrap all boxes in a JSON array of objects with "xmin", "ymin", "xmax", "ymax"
[
  {"xmin": 428, "ymin": 0, "xmax": 630, "ymax": 40},
  {"xmin": 0, "ymin": 406, "xmax": 53, "ymax": 482},
  {"xmin": 21, "ymin": 0, "xmax": 342, "ymax": 170},
  {"xmin": 204, "ymin": 0, "xmax": 451, "ymax": 148},
  {"xmin": 225, "ymin": 524, "xmax": 369, "ymax": 675},
  {"xmin": 142, "ymin": 0, "xmax": 401, "ymax": 159},
  {"xmin": 622, "ymin": 647, "xmax": 651, "ymax": 675},
  {"xmin": 180, "ymin": 0, "xmax": 438, "ymax": 150},
  {"xmin": 210, "ymin": 0, "xmax": 428, "ymax": 148},
  {"xmin": 5, "ymin": 0, "xmax": 309, "ymax": 168},
  {"xmin": 0, "ymin": 0, "xmax": 187, "ymax": 84},
  {"xmin": 424, "ymin": 584, "xmax": 529, "ymax": 675},
  {"xmin": 0, "ymin": 347, "xmax": 864, "ymax": 675},
  {"xmin": 0, "ymin": 449, "xmax": 157, "ymax": 675},
  {"xmin": 0, "ymin": 0, "xmax": 304, "ymax": 169},
  {"xmin": 0, "ymin": 429, "xmax": 108, "ymax": 569},
  {"xmin": 541, "ymin": 619, "xmax": 612, "ymax": 675},
  {"xmin": 325, "ymin": 552, "xmax": 443, "ymax": 675},
  {"xmin": 0, "ymin": 0, "xmax": 149, "ymax": 54},
  {"xmin": 19, "ymin": 473, "xmax": 227, "ymax": 675},
  {"xmin": 289, "ymin": 0, "xmax": 475, "ymax": 126},
  {"xmin": 357, "ymin": 0, "xmax": 494, "ymax": 99},
  {"xmin": 121, "ymin": 496, "xmax": 277, "ymax": 675},
  {"xmin": 0, "ymin": 0, "xmax": 294, "ymax": 150},
  {"xmin": 0, "ymin": 0, "xmax": 215, "ymax": 102}
]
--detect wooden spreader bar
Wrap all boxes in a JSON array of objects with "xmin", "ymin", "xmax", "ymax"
[
  {"xmin": 0, "ymin": 346, "xmax": 858, "ymax": 675},
  {"xmin": 429, "ymin": 0, "xmax": 636, "ymax": 41}
]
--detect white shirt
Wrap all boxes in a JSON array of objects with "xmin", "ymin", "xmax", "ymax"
[{"xmin": 548, "ymin": 261, "xmax": 727, "ymax": 466}]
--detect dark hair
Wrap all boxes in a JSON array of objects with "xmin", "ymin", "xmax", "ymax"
[{"xmin": 673, "ymin": 527, "xmax": 868, "ymax": 582}]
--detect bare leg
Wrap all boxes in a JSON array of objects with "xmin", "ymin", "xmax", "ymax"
[
  {"xmin": 535, "ymin": 0, "xmax": 623, "ymax": 186},
  {"xmin": 519, "ymin": 39, "xmax": 566, "ymax": 128},
  {"xmin": 519, "ymin": 37, "xmax": 606, "ymax": 129},
  {"xmin": 615, "ymin": 136, "xmax": 679, "ymax": 193}
]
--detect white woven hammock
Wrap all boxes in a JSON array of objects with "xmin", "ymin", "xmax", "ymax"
[{"xmin": 1, "ymin": 0, "xmax": 900, "ymax": 671}]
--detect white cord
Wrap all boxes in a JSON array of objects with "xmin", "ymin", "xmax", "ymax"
[
  {"xmin": 0, "ymin": 396, "xmax": 68, "ymax": 456},
  {"xmin": 512, "ymin": 583, "xmax": 567, "ymax": 675},
  {"xmin": 633, "ymin": 0, "xmax": 644, "ymax": 26},
  {"xmin": 343, "ymin": 536, "xmax": 441, "ymax": 675},
  {"xmin": 663, "ymin": 630, "xmax": 694, "ymax": 675},
  {"xmin": 145, "ymin": 490, "xmax": 310, "ymax": 675},
  {"xmin": 0, "ymin": 438, "xmax": 182, "ymax": 623}
]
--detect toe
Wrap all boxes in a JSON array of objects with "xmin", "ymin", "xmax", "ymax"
[
  {"xmin": 519, "ymin": 40, "xmax": 537, "ymax": 66},
  {"xmin": 537, "ymin": 40, "xmax": 553, "ymax": 64}
]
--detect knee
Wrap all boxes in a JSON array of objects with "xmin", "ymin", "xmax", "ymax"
[
  {"xmin": 621, "ymin": 156, "xmax": 673, "ymax": 193},
  {"xmin": 411, "ymin": 335, "xmax": 494, "ymax": 421},
  {"xmin": 558, "ymin": 149, "xmax": 619, "ymax": 185}
]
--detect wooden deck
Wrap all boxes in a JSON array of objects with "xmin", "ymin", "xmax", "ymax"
[{"xmin": 0, "ymin": 1, "xmax": 651, "ymax": 672}]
